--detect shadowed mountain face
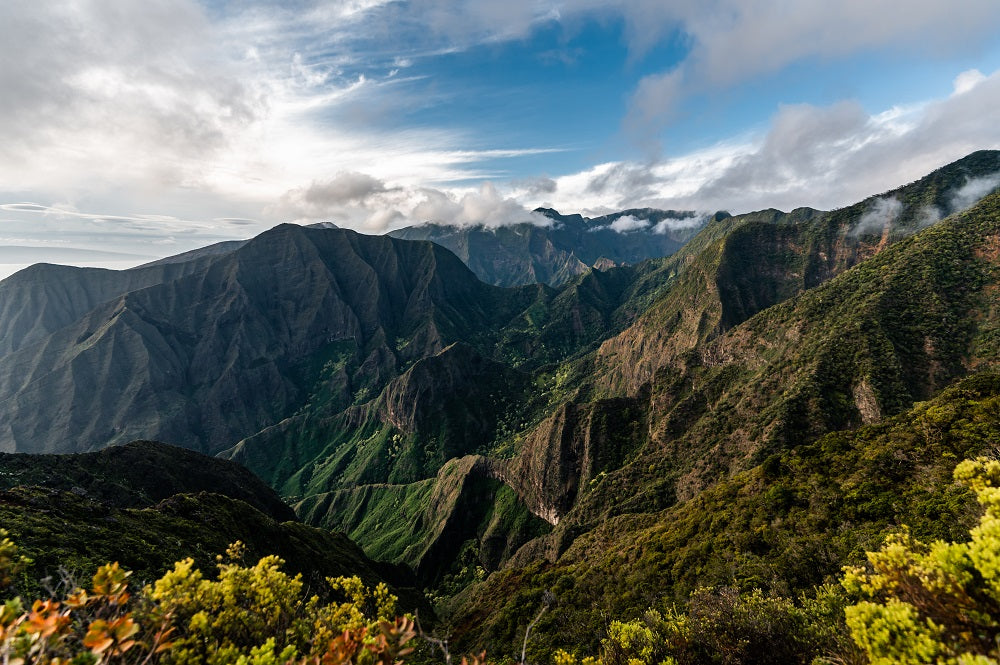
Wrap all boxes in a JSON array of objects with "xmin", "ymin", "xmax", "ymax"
[
  {"xmin": 0, "ymin": 439, "xmax": 422, "ymax": 607},
  {"xmin": 0, "ymin": 253, "xmax": 232, "ymax": 359},
  {"xmin": 2, "ymin": 151, "xmax": 1000, "ymax": 610},
  {"xmin": 0, "ymin": 439, "xmax": 295, "ymax": 521},
  {"xmin": 0, "ymin": 225, "xmax": 536, "ymax": 455},
  {"xmin": 389, "ymin": 208, "xmax": 710, "ymax": 287}
]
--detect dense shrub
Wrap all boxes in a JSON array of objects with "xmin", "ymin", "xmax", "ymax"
[
  {"xmin": 0, "ymin": 540, "xmax": 416, "ymax": 665},
  {"xmin": 842, "ymin": 458, "xmax": 1000, "ymax": 664}
]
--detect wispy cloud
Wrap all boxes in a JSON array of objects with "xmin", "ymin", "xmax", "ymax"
[
  {"xmin": 949, "ymin": 173, "xmax": 1000, "ymax": 211},
  {"xmin": 2, "ymin": 0, "xmax": 1000, "ymax": 263},
  {"xmin": 853, "ymin": 196, "xmax": 902, "ymax": 236},
  {"xmin": 0, "ymin": 0, "xmax": 562, "ymax": 234},
  {"xmin": 618, "ymin": 0, "xmax": 1000, "ymax": 138}
]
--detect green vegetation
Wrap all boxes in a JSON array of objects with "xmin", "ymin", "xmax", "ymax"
[
  {"xmin": 0, "ymin": 441, "xmax": 421, "ymax": 610},
  {"xmin": 3, "ymin": 453, "xmax": 1000, "ymax": 664},
  {"xmin": 538, "ymin": 455, "xmax": 1000, "ymax": 665},
  {"xmin": 842, "ymin": 457, "xmax": 1000, "ymax": 664},
  {"xmin": 4, "ymin": 153, "xmax": 1000, "ymax": 663},
  {"xmin": 450, "ymin": 371, "xmax": 1000, "ymax": 657},
  {"xmin": 0, "ymin": 539, "xmax": 418, "ymax": 665}
]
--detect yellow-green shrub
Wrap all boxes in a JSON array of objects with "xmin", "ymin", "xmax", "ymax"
[
  {"xmin": 842, "ymin": 458, "xmax": 1000, "ymax": 664},
  {"xmin": 0, "ymin": 539, "xmax": 416, "ymax": 665}
]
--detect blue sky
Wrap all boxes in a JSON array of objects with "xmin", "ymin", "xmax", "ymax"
[{"xmin": 3, "ymin": 0, "xmax": 1000, "ymax": 278}]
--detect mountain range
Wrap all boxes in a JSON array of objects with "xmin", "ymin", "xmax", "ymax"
[
  {"xmin": 389, "ymin": 207, "xmax": 710, "ymax": 287},
  {"xmin": 1, "ymin": 150, "xmax": 999, "ymax": 658}
]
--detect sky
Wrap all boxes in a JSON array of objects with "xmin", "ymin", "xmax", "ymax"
[{"xmin": 3, "ymin": 0, "xmax": 1000, "ymax": 279}]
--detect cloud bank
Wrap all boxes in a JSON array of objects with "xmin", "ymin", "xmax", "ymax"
[
  {"xmin": 533, "ymin": 68, "xmax": 1000, "ymax": 216},
  {"xmin": 274, "ymin": 177, "xmax": 547, "ymax": 231}
]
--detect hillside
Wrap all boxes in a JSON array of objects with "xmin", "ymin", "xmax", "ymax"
[
  {"xmin": 451, "ymin": 369, "xmax": 1000, "ymax": 656},
  {"xmin": 0, "ymin": 439, "xmax": 294, "ymax": 520},
  {"xmin": 0, "ymin": 440, "xmax": 419, "ymax": 606},
  {"xmin": 0, "ymin": 225, "xmax": 547, "ymax": 455}
]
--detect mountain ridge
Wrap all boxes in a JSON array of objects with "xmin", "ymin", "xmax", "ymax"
[{"xmin": 389, "ymin": 207, "xmax": 714, "ymax": 287}]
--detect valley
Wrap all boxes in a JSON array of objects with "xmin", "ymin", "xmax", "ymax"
[{"xmin": 1, "ymin": 151, "xmax": 999, "ymax": 663}]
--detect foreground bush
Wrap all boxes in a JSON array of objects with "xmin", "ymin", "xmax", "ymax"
[
  {"xmin": 551, "ymin": 584, "xmax": 851, "ymax": 665},
  {"xmin": 0, "ymin": 540, "xmax": 415, "ymax": 665},
  {"xmin": 842, "ymin": 457, "xmax": 1000, "ymax": 664}
]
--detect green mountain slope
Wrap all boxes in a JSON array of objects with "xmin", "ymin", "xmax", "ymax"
[
  {"xmin": 502, "ymin": 170, "xmax": 1000, "ymax": 556},
  {"xmin": 3, "ymin": 151, "xmax": 1000, "ymax": 638},
  {"xmin": 451, "ymin": 369, "xmax": 1000, "ymax": 655}
]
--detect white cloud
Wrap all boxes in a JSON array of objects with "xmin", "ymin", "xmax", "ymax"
[
  {"xmin": 608, "ymin": 215, "xmax": 649, "ymax": 232},
  {"xmin": 618, "ymin": 1, "xmax": 1000, "ymax": 135},
  {"xmin": 652, "ymin": 216, "xmax": 704, "ymax": 234},
  {"xmin": 542, "ymin": 67, "xmax": 1000, "ymax": 216},
  {"xmin": 0, "ymin": 1, "xmax": 261, "ymax": 193},
  {"xmin": 273, "ymin": 178, "xmax": 548, "ymax": 232},
  {"xmin": 954, "ymin": 69, "xmax": 987, "ymax": 95},
  {"xmin": 3, "ymin": 0, "xmax": 1000, "ymax": 265},
  {"xmin": 853, "ymin": 196, "xmax": 902, "ymax": 236},
  {"xmin": 950, "ymin": 173, "xmax": 1000, "ymax": 211},
  {"xmin": 0, "ymin": 0, "xmax": 561, "ymax": 240},
  {"xmin": 408, "ymin": 182, "xmax": 551, "ymax": 229}
]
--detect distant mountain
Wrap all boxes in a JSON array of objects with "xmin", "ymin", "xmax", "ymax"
[
  {"xmin": 389, "ymin": 208, "xmax": 715, "ymax": 287},
  {"xmin": 0, "ymin": 224, "xmax": 543, "ymax": 455},
  {"xmin": 135, "ymin": 239, "xmax": 246, "ymax": 268},
  {"xmin": 0, "ymin": 253, "xmax": 230, "ymax": 359}
]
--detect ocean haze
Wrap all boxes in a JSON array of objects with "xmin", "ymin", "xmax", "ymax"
[{"xmin": 0, "ymin": 246, "xmax": 154, "ymax": 281}]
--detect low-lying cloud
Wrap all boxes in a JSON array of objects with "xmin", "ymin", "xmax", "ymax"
[
  {"xmin": 914, "ymin": 172, "xmax": 1000, "ymax": 229},
  {"xmin": 607, "ymin": 215, "xmax": 650, "ymax": 232},
  {"xmin": 274, "ymin": 176, "xmax": 548, "ymax": 231},
  {"xmin": 652, "ymin": 215, "xmax": 706, "ymax": 234},
  {"xmin": 853, "ymin": 196, "xmax": 902, "ymax": 236},
  {"xmin": 950, "ymin": 173, "xmax": 1000, "ymax": 211}
]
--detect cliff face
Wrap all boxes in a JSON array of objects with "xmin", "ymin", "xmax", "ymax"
[{"xmin": 496, "ymin": 397, "xmax": 648, "ymax": 526}]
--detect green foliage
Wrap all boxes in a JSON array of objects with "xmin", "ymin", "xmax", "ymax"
[
  {"xmin": 0, "ymin": 530, "xmax": 30, "ymax": 592},
  {"xmin": 550, "ymin": 585, "xmax": 856, "ymax": 665},
  {"xmin": 0, "ymin": 540, "xmax": 420, "ymax": 665},
  {"xmin": 0, "ymin": 488, "xmax": 410, "ymax": 605},
  {"xmin": 842, "ymin": 458, "xmax": 1000, "ymax": 664},
  {"xmin": 450, "ymin": 371, "xmax": 1000, "ymax": 656}
]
